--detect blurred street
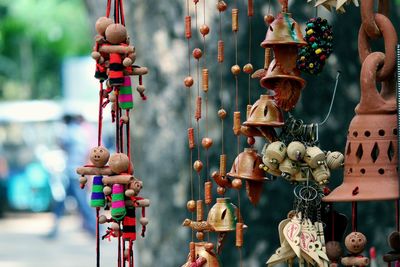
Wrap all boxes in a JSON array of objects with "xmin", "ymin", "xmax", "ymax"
[{"xmin": 0, "ymin": 212, "xmax": 117, "ymax": 267}]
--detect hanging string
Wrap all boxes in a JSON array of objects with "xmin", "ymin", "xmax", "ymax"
[
  {"xmin": 96, "ymin": 208, "xmax": 100, "ymax": 267},
  {"xmin": 119, "ymin": 0, "xmax": 125, "ymax": 26},
  {"xmin": 247, "ymin": 1, "xmax": 253, "ymax": 105},
  {"xmin": 106, "ymin": 0, "xmax": 112, "ymax": 18},
  {"xmin": 98, "ymin": 83, "xmax": 104, "ymax": 147}
]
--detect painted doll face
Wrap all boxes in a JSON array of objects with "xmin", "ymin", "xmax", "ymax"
[
  {"xmin": 345, "ymin": 232, "xmax": 367, "ymax": 254},
  {"xmin": 90, "ymin": 146, "xmax": 110, "ymax": 167}
]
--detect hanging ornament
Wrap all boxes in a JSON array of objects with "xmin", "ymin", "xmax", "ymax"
[
  {"xmin": 297, "ymin": 17, "xmax": 333, "ymax": 75},
  {"xmin": 308, "ymin": 0, "xmax": 359, "ymax": 13}
]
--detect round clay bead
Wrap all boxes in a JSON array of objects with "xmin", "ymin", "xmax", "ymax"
[
  {"xmin": 184, "ymin": 76, "xmax": 194, "ymax": 87},
  {"xmin": 218, "ymin": 109, "xmax": 227, "ymax": 119},
  {"xmin": 139, "ymin": 217, "xmax": 149, "ymax": 226},
  {"xmin": 217, "ymin": 186, "xmax": 226, "ymax": 195},
  {"xmin": 98, "ymin": 215, "xmax": 108, "ymax": 224},
  {"xmin": 187, "ymin": 200, "xmax": 196, "ymax": 212},
  {"xmin": 193, "ymin": 160, "xmax": 203, "ymax": 172},
  {"xmin": 200, "ymin": 24, "xmax": 210, "ymax": 36},
  {"xmin": 192, "ymin": 48, "xmax": 203, "ymax": 59},
  {"xmin": 103, "ymin": 186, "xmax": 112, "ymax": 195},
  {"xmin": 201, "ymin": 137, "xmax": 213, "ymax": 149},
  {"xmin": 232, "ymin": 178, "xmax": 242, "ymax": 189},
  {"xmin": 217, "ymin": 1, "xmax": 227, "ymax": 12},
  {"xmin": 243, "ymin": 63, "xmax": 253, "ymax": 74},
  {"xmin": 326, "ymin": 241, "xmax": 343, "ymax": 261},
  {"xmin": 95, "ymin": 17, "xmax": 114, "ymax": 36},
  {"xmin": 231, "ymin": 64, "xmax": 241, "ymax": 75}
]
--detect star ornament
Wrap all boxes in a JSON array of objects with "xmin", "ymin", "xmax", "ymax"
[{"xmin": 308, "ymin": 0, "xmax": 359, "ymax": 13}]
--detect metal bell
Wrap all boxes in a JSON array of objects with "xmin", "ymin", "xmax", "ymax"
[
  {"xmin": 207, "ymin": 198, "xmax": 240, "ymax": 232},
  {"xmin": 304, "ymin": 146, "xmax": 325, "ymax": 169},
  {"xmin": 261, "ymin": 12, "xmax": 306, "ymax": 48},
  {"xmin": 324, "ymin": 52, "xmax": 399, "ymax": 202},
  {"xmin": 244, "ymin": 95, "xmax": 284, "ymax": 127},
  {"xmin": 264, "ymin": 141, "xmax": 287, "ymax": 164},
  {"xmin": 227, "ymin": 148, "xmax": 266, "ymax": 182}
]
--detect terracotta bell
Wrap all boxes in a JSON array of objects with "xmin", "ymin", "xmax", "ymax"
[
  {"xmin": 260, "ymin": 59, "xmax": 306, "ymax": 111},
  {"xmin": 244, "ymin": 95, "xmax": 284, "ymax": 127},
  {"xmin": 227, "ymin": 148, "xmax": 266, "ymax": 182},
  {"xmin": 324, "ymin": 52, "xmax": 399, "ymax": 202},
  {"xmin": 260, "ymin": 12, "xmax": 306, "ymax": 111},
  {"xmin": 227, "ymin": 148, "xmax": 267, "ymax": 204},
  {"xmin": 182, "ymin": 242, "xmax": 221, "ymax": 267},
  {"xmin": 207, "ymin": 198, "xmax": 240, "ymax": 232}
]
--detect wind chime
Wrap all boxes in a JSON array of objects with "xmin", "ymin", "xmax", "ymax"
[{"xmin": 76, "ymin": 1, "xmax": 150, "ymax": 266}]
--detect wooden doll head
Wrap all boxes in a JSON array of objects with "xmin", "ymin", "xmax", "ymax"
[
  {"xmin": 105, "ymin": 23, "xmax": 128, "ymax": 44},
  {"xmin": 90, "ymin": 146, "xmax": 110, "ymax": 167},
  {"xmin": 345, "ymin": 232, "xmax": 367, "ymax": 254},
  {"xmin": 109, "ymin": 153, "xmax": 130, "ymax": 174},
  {"xmin": 95, "ymin": 17, "xmax": 114, "ymax": 36}
]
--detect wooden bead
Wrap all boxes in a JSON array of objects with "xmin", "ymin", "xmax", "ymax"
[
  {"xmin": 109, "ymin": 91, "xmax": 116, "ymax": 102},
  {"xmin": 98, "ymin": 215, "xmax": 108, "ymax": 224},
  {"xmin": 232, "ymin": 178, "xmax": 242, "ymax": 189},
  {"xmin": 196, "ymin": 231, "xmax": 204, "ymax": 241},
  {"xmin": 185, "ymin": 16, "xmax": 192, "ymax": 39},
  {"xmin": 218, "ymin": 40, "xmax": 224, "ymax": 63},
  {"xmin": 184, "ymin": 76, "xmax": 194, "ymax": 87},
  {"xmin": 231, "ymin": 64, "xmax": 241, "ymax": 75},
  {"xmin": 111, "ymin": 222, "xmax": 120, "ymax": 231},
  {"xmin": 247, "ymin": 0, "xmax": 254, "ymax": 17},
  {"xmin": 193, "ymin": 160, "xmax": 203, "ymax": 172},
  {"xmin": 233, "ymin": 111, "xmax": 241, "ymax": 135},
  {"xmin": 190, "ymin": 242, "xmax": 196, "ymax": 262},
  {"xmin": 218, "ymin": 109, "xmax": 227, "ymax": 119},
  {"xmin": 188, "ymin": 128, "xmax": 195, "ymax": 150},
  {"xmin": 192, "ymin": 48, "xmax": 202, "ymax": 59},
  {"xmin": 220, "ymin": 154, "xmax": 227, "ymax": 176},
  {"xmin": 79, "ymin": 176, "xmax": 88, "ymax": 184},
  {"xmin": 326, "ymin": 241, "xmax": 343, "ymax": 261},
  {"xmin": 123, "ymin": 249, "xmax": 130, "ymax": 260},
  {"xmin": 139, "ymin": 217, "xmax": 149, "ymax": 226},
  {"xmin": 196, "ymin": 200, "xmax": 204, "ymax": 221},
  {"xmin": 236, "ymin": 222, "xmax": 244, "ymax": 247},
  {"xmin": 217, "ymin": 186, "xmax": 226, "ymax": 195},
  {"xmin": 202, "ymin": 68, "xmax": 209, "ymax": 92},
  {"xmin": 247, "ymin": 137, "xmax": 255, "ymax": 146},
  {"xmin": 201, "ymin": 137, "xmax": 213, "ymax": 149},
  {"xmin": 200, "ymin": 24, "xmax": 210, "ymax": 36},
  {"xmin": 243, "ymin": 63, "xmax": 253, "ymax": 74},
  {"xmin": 204, "ymin": 242, "xmax": 214, "ymax": 252},
  {"xmin": 195, "ymin": 96, "xmax": 202, "ymax": 121},
  {"xmin": 232, "ymin": 8, "xmax": 239, "ymax": 32},
  {"xmin": 345, "ymin": 232, "xmax": 367, "ymax": 254},
  {"xmin": 388, "ymin": 231, "xmax": 400, "ymax": 251},
  {"xmin": 264, "ymin": 14, "xmax": 275, "ymax": 25},
  {"xmin": 204, "ymin": 181, "xmax": 212, "ymax": 205},
  {"xmin": 103, "ymin": 186, "xmax": 112, "ymax": 195},
  {"xmin": 217, "ymin": 1, "xmax": 227, "ymax": 12},
  {"xmin": 187, "ymin": 200, "xmax": 196, "ymax": 212},
  {"xmin": 125, "ymin": 189, "xmax": 135, "ymax": 197}
]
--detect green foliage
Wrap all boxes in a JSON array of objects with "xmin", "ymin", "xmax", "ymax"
[{"xmin": 0, "ymin": 0, "xmax": 91, "ymax": 100}]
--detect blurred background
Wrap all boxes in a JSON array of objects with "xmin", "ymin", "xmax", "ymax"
[{"xmin": 0, "ymin": 0, "xmax": 400, "ymax": 266}]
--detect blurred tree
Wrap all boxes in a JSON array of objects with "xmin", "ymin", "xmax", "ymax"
[{"xmin": 0, "ymin": 0, "xmax": 91, "ymax": 100}]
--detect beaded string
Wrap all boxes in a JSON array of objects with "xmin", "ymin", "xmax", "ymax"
[
  {"xmin": 184, "ymin": 0, "xmax": 195, "ymax": 242},
  {"xmin": 231, "ymin": 0, "xmax": 243, "ymax": 265}
]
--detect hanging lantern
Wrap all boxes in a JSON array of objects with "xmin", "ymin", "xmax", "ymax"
[
  {"xmin": 324, "ymin": 52, "xmax": 399, "ymax": 202},
  {"xmin": 181, "ymin": 242, "xmax": 221, "ymax": 267},
  {"xmin": 227, "ymin": 148, "xmax": 266, "ymax": 182},
  {"xmin": 244, "ymin": 95, "xmax": 284, "ymax": 127}
]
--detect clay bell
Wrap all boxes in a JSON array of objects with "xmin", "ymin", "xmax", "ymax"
[
  {"xmin": 261, "ymin": 12, "xmax": 306, "ymax": 48},
  {"xmin": 227, "ymin": 148, "xmax": 266, "ymax": 182},
  {"xmin": 260, "ymin": 59, "xmax": 306, "ymax": 111},
  {"xmin": 207, "ymin": 198, "xmax": 240, "ymax": 232},
  {"xmin": 182, "ymin": 242, "xmax": 221, "ymax": 267},
  {"xmin": 244, "ymin": 95, "xmax": 284, "ymax": 127},
  {"xmin": 287, "ymin": 141, "xmax": 306, "ymax": 161},
  {"xmin": 279, "ymin": 158, "xmax": 300, "ymax": 179},
  {"xmin": 324, "ymin": 52, "xmax": 399, "ymax": 202},
  {"xmin": 312, "ymin": 163, "xmax": 331, "ymax": 185},
  {"xmin": 304, "ymin": 146, "xmax": 325, "ymax": 169}
]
